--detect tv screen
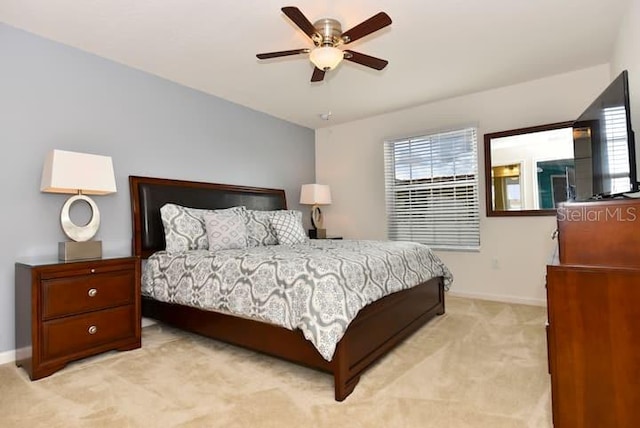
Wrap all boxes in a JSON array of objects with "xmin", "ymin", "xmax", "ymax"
[{"xmin": 570, "ymin": 70, "xmax": 637, "ymax": 200}]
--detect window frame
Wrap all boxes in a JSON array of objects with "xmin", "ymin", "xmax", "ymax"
[{"xmin": 384, "ymin": 126, "xmax": 480, "ymax": 251}]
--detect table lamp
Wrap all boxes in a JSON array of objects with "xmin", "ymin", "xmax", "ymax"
[
  {"xmin": 300, "ymin": 184, "xmax": 332, "ymax": 238},
  {"xmin": 40, "ymin": 149, "xmax": 117, "ymax": 261}
]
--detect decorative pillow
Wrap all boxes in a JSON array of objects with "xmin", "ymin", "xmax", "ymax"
[
  {"xmin": 270, "ymin": 210, "xmax": 308, "ymax": 246},
  {"xmin": 245, "ymin": 210, "xmax": 279, "ymax": 247},
  {"xmin": 160, "ymin": 204, "xmax": 246, "ymax": 253},
  {"xmin": 202, "ymin": 211, "xmax": 248, "ymax": 251}
]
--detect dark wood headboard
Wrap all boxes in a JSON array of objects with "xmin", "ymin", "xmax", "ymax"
[{"xmin": 129, "ymin": 176, "xmax": 287, "ymax": 258}]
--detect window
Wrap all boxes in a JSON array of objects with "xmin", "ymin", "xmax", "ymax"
[
  {"xmin": 603, "ymin": 105, "xmax": 631, "ymax": 194},
  {"xmin": 384, "ymin": 127, "xmax": 480, "ymax": 251}
]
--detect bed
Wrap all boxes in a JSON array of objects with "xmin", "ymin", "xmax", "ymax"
[{"xmin": 129, "ymin": 175, "xmax": 450, "ymax": 401}]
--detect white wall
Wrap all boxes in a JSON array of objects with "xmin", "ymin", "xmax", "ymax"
[
  {"xmin": 611, "ymin": 0, "xmax": 640, "ymax": 180},
  {"xmin": 316, "ymin": 65, "xmax": 611, "ymax": 305}
]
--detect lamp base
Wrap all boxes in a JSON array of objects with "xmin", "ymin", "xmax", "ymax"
[
  {"xmin": 58, "ymin": 241, "xmax": 102, "ymax": 261},
  {"xmin": 308, "ymin": 229, "xmax": 327, "ymax": 239}
]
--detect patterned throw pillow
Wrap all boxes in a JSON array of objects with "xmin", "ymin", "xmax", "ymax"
[
  {"xmin": 202, "ymin": 212, "xmax": 248, "ymax": 251},
  {"xmin": 160, "ymin": 204, "xmax": 246, "ymax": 253},
  {"xmin": 245, "ymin": 210, "xmax": 279, "ymax": 247},
  {"xmin": 270, "ymin": 210, "xmax": 308, "ymax": 246}
]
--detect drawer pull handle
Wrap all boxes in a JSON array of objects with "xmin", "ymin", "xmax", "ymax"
[
  {"xmin": 88, "ymin": 288, "xmax": 98, "ymax": 297},
  {"xmin": 88, "ymin": 325, "xmax": 98, "ymax": 335},
  {"xmin": 90, "ymin": 268, "xmax": 96, "ymax": 273}
]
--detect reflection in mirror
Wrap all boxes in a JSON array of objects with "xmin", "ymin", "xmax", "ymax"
[
  {"xmin": 485, "ymin": 122, "xmax": 574, "ymax": 217},
  {"xmin": 536, "ymin": 158, "xmax": 575, "ymax": 208},
  {"xmin": 492, "ymin": 163, "xmax": 522, "ymax": 210}
]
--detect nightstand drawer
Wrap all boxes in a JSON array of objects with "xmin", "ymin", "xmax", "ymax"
[
  {"xmin": 42, "ymin": 305, "xmax": 136, "ymax": 361},
  {"xmin": 39, "ymin": 260, "xmax": 135, "ymax": 280},
  {"xmin": 42, "ymin": 270, "xmax": 135, "ymax": 320}
]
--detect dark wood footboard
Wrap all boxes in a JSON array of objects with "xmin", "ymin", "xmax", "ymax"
[
  {"xmin": 331, "ymin": 276, "xmax": 445, "ymax": 400},
  {"xmin": 142, "ymin": 276, "xmax": 445, "ymax": 401}
]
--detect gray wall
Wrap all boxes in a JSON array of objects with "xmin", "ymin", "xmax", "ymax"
[{"xmin": 0, "ymin": 24, "xmax": 315, "ymax": 354}]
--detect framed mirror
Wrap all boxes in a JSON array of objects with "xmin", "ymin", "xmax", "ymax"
[{"xmin": 484, "ymin": 121, "xmax": 575, "ymax": 217}]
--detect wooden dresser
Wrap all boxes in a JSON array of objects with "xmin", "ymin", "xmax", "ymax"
[
  {"xmin": 547, "ymin": 199, "xmax": 640, "ymax": 427},
  {"xmin": 15, "ymin": 256, "xmax": 141, "ymax": 380}
]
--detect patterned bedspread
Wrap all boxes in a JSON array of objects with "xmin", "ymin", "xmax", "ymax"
[{"xmin": 142, "ymin": 239, "xmax": 453, "ymax": 361}]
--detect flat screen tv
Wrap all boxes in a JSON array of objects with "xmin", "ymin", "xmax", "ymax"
[{"xmin": 570, "ymin": 70, "xmax": 638, "ymax": 201}]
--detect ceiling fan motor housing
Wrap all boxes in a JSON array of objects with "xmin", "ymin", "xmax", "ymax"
[{"xmin": 313, "ymin": 19, "xmax": 343, "ymax": 47}]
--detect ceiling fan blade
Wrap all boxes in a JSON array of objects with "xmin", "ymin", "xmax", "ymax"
[
  {"xmin": 281, "ymin": 6, "xmax": 318, "ymax": 39},
  {"xmin": 341, "ymin": 12, "xmax": 392, "ymax": 44},
  {"xmin": 311, "ymin": 67, "xmax": 326, "ymax": 82},
  {"xmin": 344, "ymin": 50, "xmax": 388, "ymax": 70},
  {"xmin": 256, "ymin": 49, "xmax": 309, "ymax": 59}
]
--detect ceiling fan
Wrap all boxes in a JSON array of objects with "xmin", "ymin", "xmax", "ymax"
[{"xmin": 256, "ymin": 6, "xmax": 392, "ymax": 82}]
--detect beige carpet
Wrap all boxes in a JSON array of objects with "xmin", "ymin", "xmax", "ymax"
[{"xmin": 0, "ymin": 296, "xmax": 552, "ymax": 428}]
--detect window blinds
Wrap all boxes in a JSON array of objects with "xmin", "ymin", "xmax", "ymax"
[
  {"xmin": 603, "ymin": 106, "xmax": 631, "ymax": 193},
  {"xmin": 384, "ymin": 127, "xmax": 480, "ymax": 250}
]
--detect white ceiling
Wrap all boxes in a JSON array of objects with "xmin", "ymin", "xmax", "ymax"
[{"xmin": 0, "ymin": 0, "xmax": 630, "ymax": 129}]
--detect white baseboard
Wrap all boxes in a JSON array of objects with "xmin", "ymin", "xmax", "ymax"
[
  {"xmin": 141, "ymin": 317, "xmax": 156, "ymax": 328},
  {"xmin": 448, "ymin": 290, "xmax": 547, "ymax": 307},
  {"xmin": 0, "ymin": 349, "xmax": 15, "ymax": 365}
]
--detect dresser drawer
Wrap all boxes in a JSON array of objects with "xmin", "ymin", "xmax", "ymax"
[
  {"xmin": 557, "ymin": 200, "xmax": 640, "ymax": 268},
  {"xmin": 42, "ymin": 270, "xmax": 134, "ymax": 320},
  {"xmin": 42, "ymin": 305, "xmax": 136, "ymax": 361}
]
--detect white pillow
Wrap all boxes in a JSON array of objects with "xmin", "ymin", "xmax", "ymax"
[
  {"xmin": 160, "ymin": 204, "xmax": 245, "ymax": 253},
  {"xmin": 270, "ymin": 210, "xmax": 308, "ymax": 246},
  {"xmin": 202, "ymin": 211, "xmax": 248, "ymax": 251}
]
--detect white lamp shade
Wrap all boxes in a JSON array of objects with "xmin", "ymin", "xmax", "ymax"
[
  {"xmin": 309, "ymin": 47, "xmax": 344, "ymax": 70},
  {"xmin": 300, "ymin": 184, "xmax": 332, "ymax": 205},
  {"xmin": 41, "ymin": 149, "xmax": 117, "ymax": 195}
]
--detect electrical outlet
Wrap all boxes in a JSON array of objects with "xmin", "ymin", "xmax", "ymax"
[{"xmin": 491, "ymin": 258, "xmax": 500, "ymax": 269}]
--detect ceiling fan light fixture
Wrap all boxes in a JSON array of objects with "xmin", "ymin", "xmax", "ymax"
[{"xmin": 309, "ymin": 46, "xmax": 344, "ymax": 70}]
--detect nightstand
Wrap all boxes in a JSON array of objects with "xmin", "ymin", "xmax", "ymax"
[{"xmin": 15, "ymin": 256, "xmax": 141, "ymax": 380}]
